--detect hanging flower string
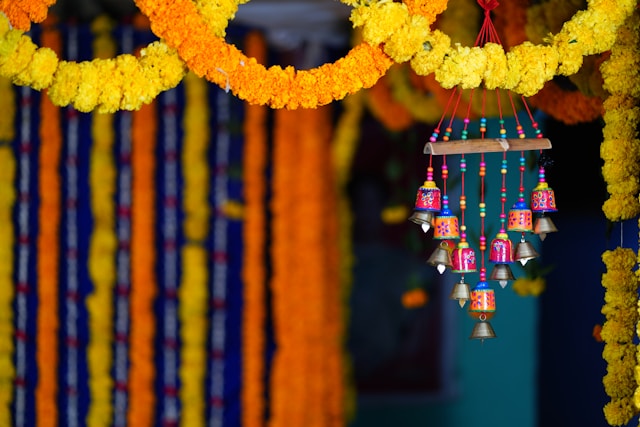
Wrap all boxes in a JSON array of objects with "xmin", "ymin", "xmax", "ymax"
[
  {"xmin": 600, "ymin": 248, "xmax": 639, "ymax": 425},
  {"xmin": 599, "ymin": 10, "xmax": 640, "ymax": 222},
  {"xmin": 128, "ymin": 72, "xmax": 158, "ymax": 426},
  {"xmin": 35, "ymin": 17, "xmax": 61, "ymax": 427},
  {"xmin": 86, "ymin": 17, "xmax": 117, "ymax": 426},
  {"xmin": 241, "ymin": 30, "xmax": 267, "ymax": 427},
  {"xmin": 179, "ymin": 70, "xmax": 210, "ymax": 427},
  {"xmin": 0, "ymin": 77, "xmax": 15, "ymax": 427}
]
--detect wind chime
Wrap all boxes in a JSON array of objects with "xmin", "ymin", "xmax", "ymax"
[{"xmin": 408, "ymin": 0, "xmax": 558, "ymax": 341}]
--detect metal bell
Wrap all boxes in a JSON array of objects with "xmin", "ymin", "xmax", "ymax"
[
  {"xmin": 449, "ymin": 280, "xmax": 471, "ymax": 308},
  {"xmin": 489, "ymin": 264, "xmax": 515, "ymax": 288},
  {"xmin": 533, "ymin": 214, "xmax": 558, "ymax": 241},
  {"xmin": 469, "ymin": 320, "xmax": 497, "ymax": 341},
  {"xmin": 427, "ymin": 241, "xmax": 453, "ymax": 274},
  {"xmin": 408, "ymin": 210, "xmax": 435, "ymax": 233},
  {"xmin": 514, "ymin": 238, "xmax": 539, "ymax": 266}
]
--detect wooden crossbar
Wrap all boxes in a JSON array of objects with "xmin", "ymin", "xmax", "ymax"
[{"xmin": 423, "ymin": 138, "xmax": 552, "ymax": 155}]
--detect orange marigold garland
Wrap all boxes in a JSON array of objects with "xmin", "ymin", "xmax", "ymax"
[
  {"xmin": 35, "ymin": 17, "xmax": 61, "ymax": 427},
  {"xmin": 241, "ymin": 30, "xmax": 267, "ymax": 427},
  {"xmin": 127, "ymin": 92, "xmax": 158, "ymax": 426},
  {"xmin": 0, "ymin": 0, "xmax": 55, "ymax": 31},
  {"xmin": 269, "ymin": 107, "xmax": 300, "ymax": 426},
  {"xmin": 132, "ymin": 0, "xmax": 397, "ymax": 109}
]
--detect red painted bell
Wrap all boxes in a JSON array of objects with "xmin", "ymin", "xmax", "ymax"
[
  {"xmin": 451, "ymin": 241, "xmax": 477, "ymax": 273},
  {"xmin": 531, "ymin": 182, "xmax": 557, "ymax": 213},
  {"xmin": 489, "ymin": 232, "xmax": 514, "ymax": 263}
]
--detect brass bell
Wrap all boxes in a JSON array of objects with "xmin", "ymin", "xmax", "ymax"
[
  {"xmin": 469, "ymin": 320, "xmax": 497, "ymax": 341},
  {"xmin": 514, "ymin": 238, "xmax": 539, "ymax": 266},
  {"xmin": 489, "ymin": 264, "xmax": 515, "ymax": 288},
  {"xmin": 427, "ymin": 241, "xmax": 453, "ymax": 274},
  {"xmin": 533, "ymin": 215, "xmax": 558, "ymax": 241},
  {"xmin": 408, "ymin": 210, "xmax": 435, "ymax": 233},
  {"xmin": 449, "ymin": 280, "xmax": 471, "ymax": 308}
]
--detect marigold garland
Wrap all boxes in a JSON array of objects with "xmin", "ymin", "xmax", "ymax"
[
  {"xmin": 241, "ymin": 30, "xmax": 267, "ymax": 427},
  {"xmin": 0, "ymin": 0, "xmax": 55, "ymax": 31},
  {"xmin": 0, "ymin": 12, "xmax": 187, "ymax": 113},
  {"xmin": 127, "ymin": 92, "xmax": 158, "ymax": 425},
  {"xmin": 600, "ymin": 248, "xmax": 639, "ymax": 425},
  {"xmin": 494, "ymin": 0, "xmax": 605, "ymax": 124},
  {"xmin": 3, "ymin": 0, "xmax": 636, "ymax": 110},
  {"xmin": 0, "ymin": 93, "xmax": 16, "ymax": 427},
  {"xmin": 35, "ymin": 17, "xmax": 61, "ymax": 427},
  {"xmin": 86, "ymin": 17, "xmax": 117, "ymax": 427},
  {"xmin": 179, "ymin": 70, "xmax": 210, "ymax": 427},
  {"xmin": 0, "ymin": 77, "xmax": 14, "ymax": 141},
  {"xmin": 599, "ymin": 9, "xmax": 640, "ymax": 222}
]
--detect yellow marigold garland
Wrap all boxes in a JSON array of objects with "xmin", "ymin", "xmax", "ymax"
[
  {"xmin": 86, "ymin": 16, "xmax": 117, "ymax": 427},
  {"xmin": 0, "ymin": 81, "xmax": 16, "ymax": 427},
  {"xmin": 179, "ymin": 70, "xmax": 210, "ymax": 427},
  {"xmin": 241, "ymin": 30, "xmax": 267, "ymax": 427},
  {"xmin": 35, "ymin": 17, "xmax": 61, "ymax": 427},
  {"xmin": 601, "ymin": 248, "xmax": 639, "ymax": 425},
  {"xmin": 0, "ymin": 77, "xmax": 14, "ymax": 141},
  {"xmin": 0, "ymin": 12, "xmax": 187, "ymax": 113},
  {"xmin": 128, "ymin": 89, "xmax": 158, "ymax": 425},
  {"xmin": 599, "ymin": 9, "xmax": 640, "ymax": 222}
]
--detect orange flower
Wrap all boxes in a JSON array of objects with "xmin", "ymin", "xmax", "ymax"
[
  {"xmin": 35, "ymin": 18, "xmax": 61, "ymax": 427},
  {"xmin": 241, "ymin": 30, "xmax": 267, "ymax": 427},
  {"xmin": 128, "ymin": 99, "xmax": 158, "ymax": 426}
]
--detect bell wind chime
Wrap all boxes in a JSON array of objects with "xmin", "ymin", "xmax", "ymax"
[{"xmin": 408, "ymin": 0, "xmax": 558, "ymax": 341}]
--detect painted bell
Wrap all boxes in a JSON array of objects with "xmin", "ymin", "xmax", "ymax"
[
  {"xmin": 507, "ymin": 200, "xmax": 533, "ymax": 232},
  {"xmin": 433, "ymin": 208, "xmax": 460, "ymax": 240},
  {"xmin": 413, "ymin": 180, "xmax": 441, "ymax": 212},
  {"xmin": 468, "ymin": 281, "xmax": 496, "ymax": 321},
  {"xmin": 409, "ymin": 180, "xmax": 441, "ymax": 233},
  {"xmin": 451, "ymin": 241, "xmax": 477, "ymax": 273},
  {"xmin": 531, "ymin": 182, "xmax": 557, "ymax": 213},
  {"xmin": 489, "ymin": 232, "xmax": 514, "ymax": 264}
]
